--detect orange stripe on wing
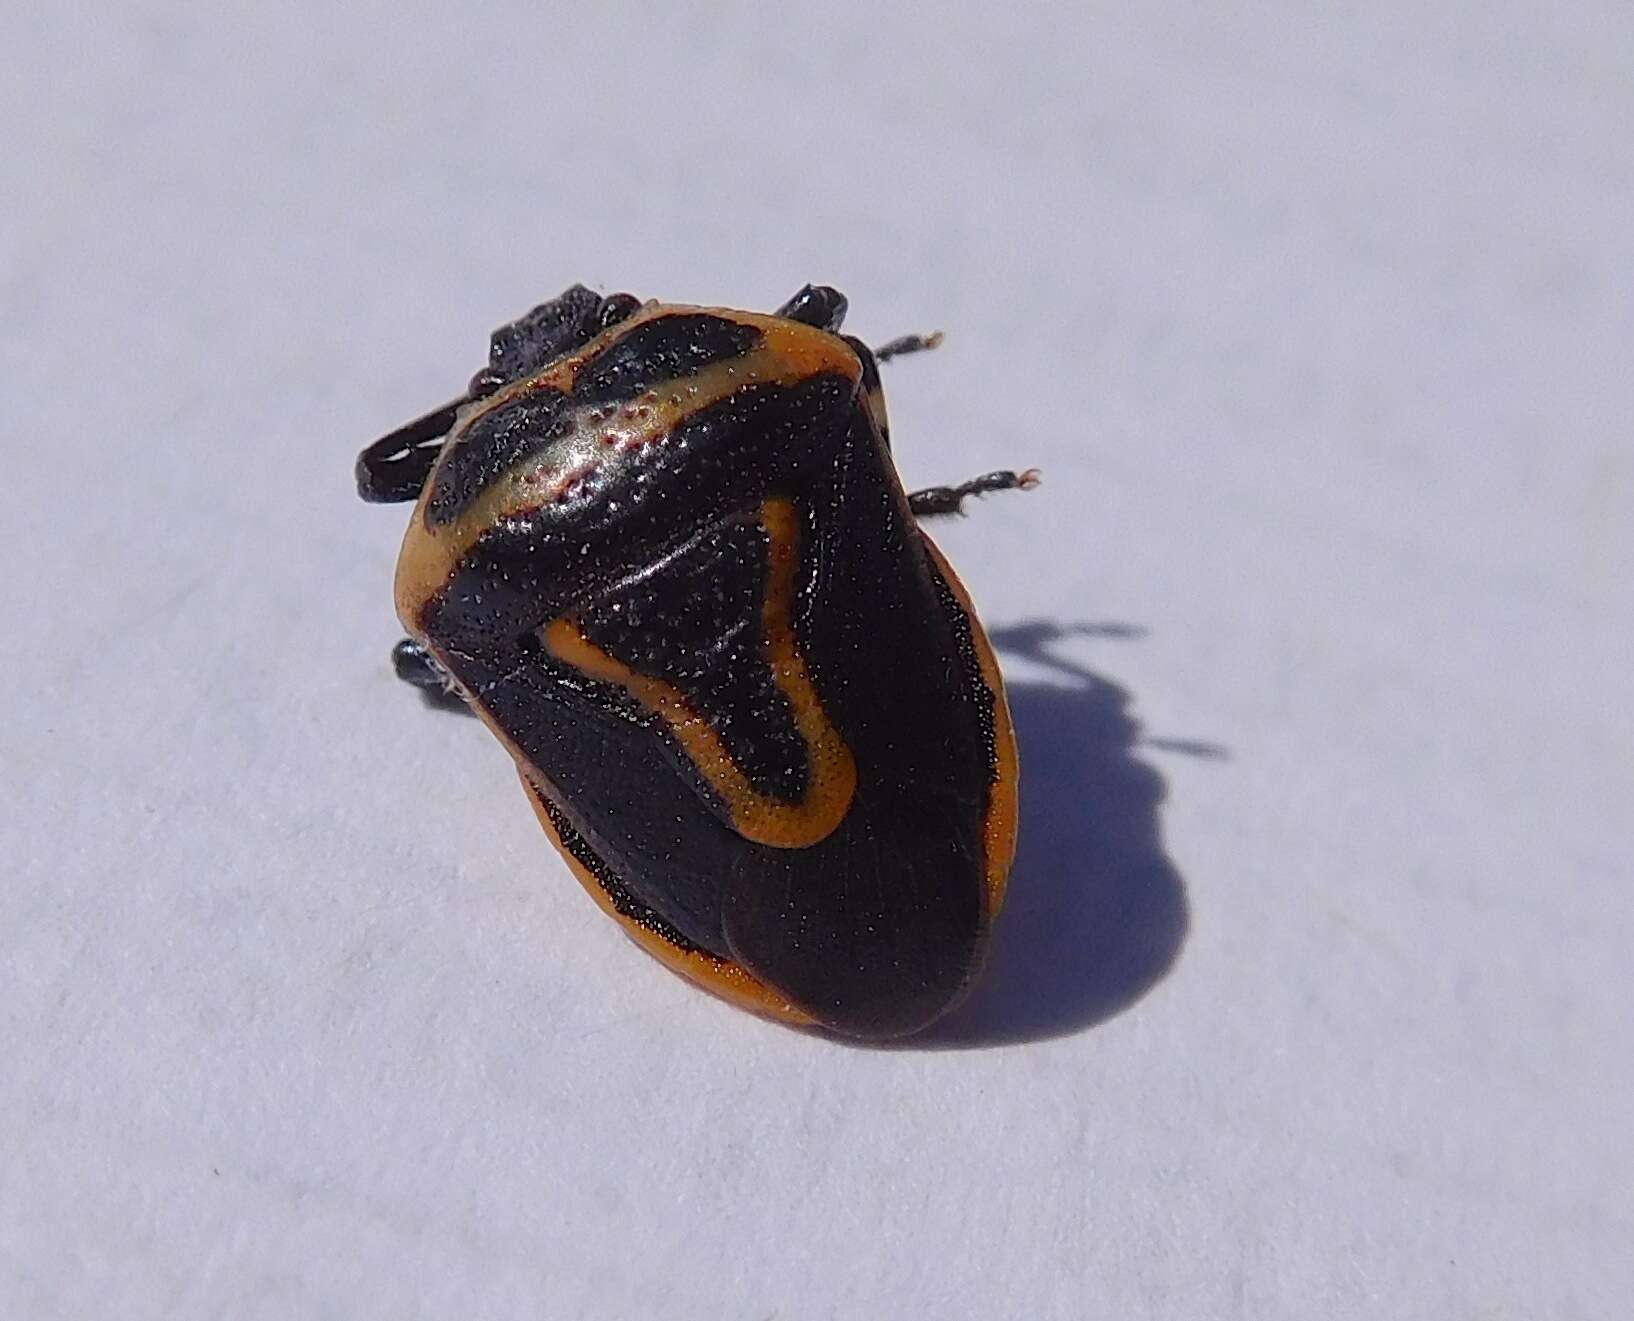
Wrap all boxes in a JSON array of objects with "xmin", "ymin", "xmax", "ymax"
[{"xmin": 542, "ymin": 497, "xmax": 858, "ymax": 850}]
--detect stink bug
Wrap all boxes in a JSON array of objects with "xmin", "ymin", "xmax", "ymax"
[{"xmin": 356, "ymin": 284, "xmax": 1036, "ymax": 1038}]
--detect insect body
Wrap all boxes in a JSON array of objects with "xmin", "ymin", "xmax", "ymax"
[{"xmin": 357, "ymin": 284, "xmax": 1035, "ymax": 1038}]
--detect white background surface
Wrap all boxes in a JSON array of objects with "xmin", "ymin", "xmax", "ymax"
[{"xmin": 5, "ymin": 4, "xmax": 1631, "ymax": 1317}]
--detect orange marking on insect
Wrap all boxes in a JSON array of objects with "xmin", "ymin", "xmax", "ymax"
[
  {"xmin": 920, "ymin": 534, "xmax": 1018, "ymax": 919},
  {"xmin": 394, "ymin": 303, "xmax": 865, "ymax": 632},
  {"xmin": 541, "ymin": 497, "xmax": 857, "ymax": 848},
  {"xmin": 521, "ymin": 775, "xmax": 817, "ymax": 1027}
]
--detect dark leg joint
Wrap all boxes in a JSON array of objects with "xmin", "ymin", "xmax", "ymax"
[
  {"xmin": 908, "ymin": 468, "xmax": 1041, "ymax": 518},
  {"xmin": 392, "ymin": 638, "xmax": 468, "ymax": 711},
  {"xmin": 776, "ymin": 284, "xmax": 849, "ymax": 332}
]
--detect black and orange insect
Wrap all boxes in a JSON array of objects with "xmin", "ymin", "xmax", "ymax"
[{"xmin": 356, "ymin": 284, "xmax": 1036, "ymax": 1038}]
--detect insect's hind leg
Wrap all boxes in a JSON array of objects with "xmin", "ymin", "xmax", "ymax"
[{"xmin": 908, "ymin": 469, "xmax": 1041, "ymax": 518}]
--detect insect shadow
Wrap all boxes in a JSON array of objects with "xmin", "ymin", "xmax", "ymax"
[{"xmin": 915, "ymin": 620, "xmax": 1194, "ymax": 1049}]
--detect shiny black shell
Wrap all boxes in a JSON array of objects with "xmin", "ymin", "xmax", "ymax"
[{"xmin": 360, "ymin": 287, "xmax": 1018, "ymax": 1038}]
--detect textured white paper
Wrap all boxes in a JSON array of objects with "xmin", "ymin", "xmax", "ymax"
[{"xmin": 4, "ymin": 4, "xmax": 1630, "ymax": 1317}]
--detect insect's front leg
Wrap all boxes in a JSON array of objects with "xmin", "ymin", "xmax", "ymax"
[
  {"xmin": 908, "ymin": 469, "xmax": 1041, "ymax": 518},
  {"xmin": 774, "ymin": 284, "xmax": 940, "ymax": 363},
  {"xmin": 776, "ymin": 284, "xmax": 849, "ymax": 331},
  {"xmin": 355, "ymin": 398, "xmax": 464, "ymax": 503},
  {"xmin": 873, "ymin": 331, "xmax": 944, "ymax": 362}
]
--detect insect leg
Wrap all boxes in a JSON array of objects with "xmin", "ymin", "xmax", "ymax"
[
  {"xmin": 874, "ymin": 331, "xmax": 944, "ymax": 362},
  {"xmin": 358, "ymin": 288, "xmax": 644, "ymax": 505},
  {"xmin": 776, "ymin": 284, "xmax": 849, "ymax": 331},
  {"xmin": 908, "ymin": 469, "xmax": 1041, "ymax": 518},
  {"xmin": 355, "ymin": 398, "xmax": 465, "ymax": 503},
  {"xmin": 391, "ymin": 638, "xmax": 466, "ymax": 707}
]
